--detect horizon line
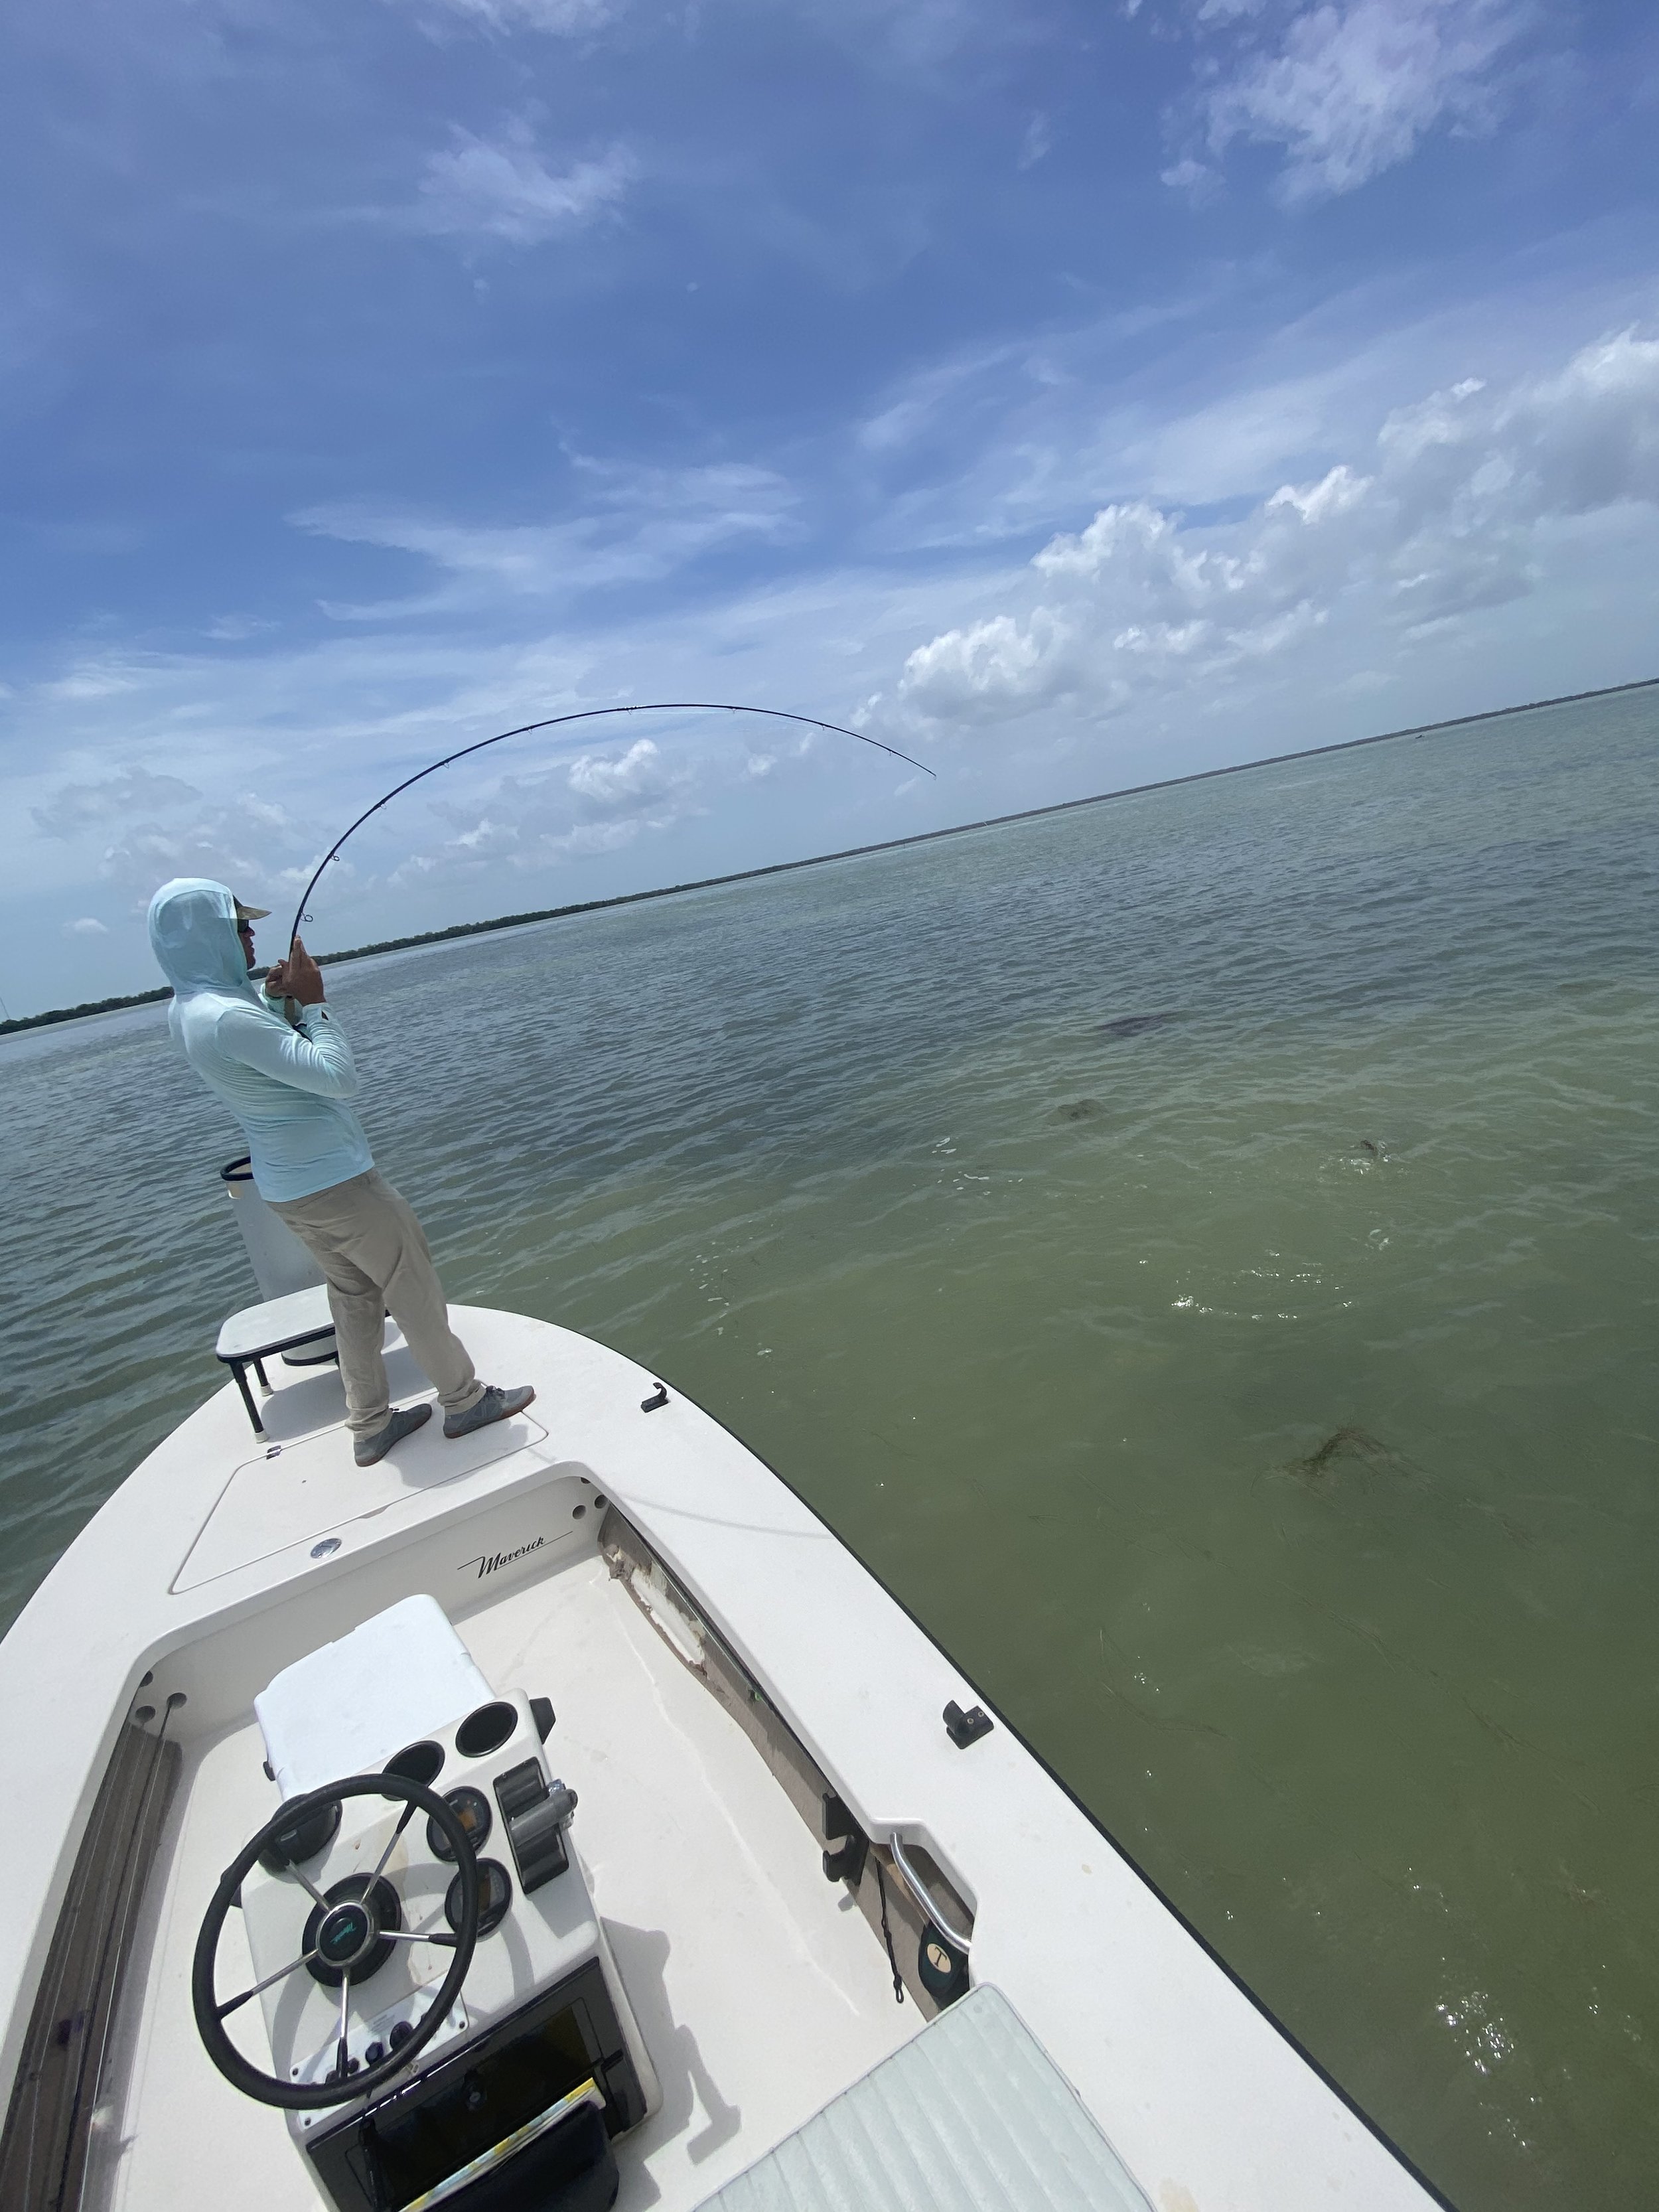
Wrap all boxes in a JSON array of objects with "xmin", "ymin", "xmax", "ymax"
[{"xmin": 6, "ymin": 670, "xmax": 1654, "ymax": 1036}]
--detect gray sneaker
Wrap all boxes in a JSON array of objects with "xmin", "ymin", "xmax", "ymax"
[
  {"xmin": 444, "ymin": 1383, "xmax": 536, "ymax": 1440},
  {"xmin": 354, "ymin": 1403, "xmax": 432, "ymax": 1467}
]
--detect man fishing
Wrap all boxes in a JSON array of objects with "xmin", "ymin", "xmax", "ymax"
[{"xmin": 147, "ymin": 877, "xmax": 534, "ymax": 1466}]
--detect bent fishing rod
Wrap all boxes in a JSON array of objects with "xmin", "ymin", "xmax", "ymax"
[{"xmin": 286, "ymin": 701, "xmax": 934, "ymax": 948}]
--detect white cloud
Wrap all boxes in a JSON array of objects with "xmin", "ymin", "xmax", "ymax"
[
  {"xmin": 33, "ymin": 765, "xmax": 202, "ymax": 838},
  {"xmin": 97, "ymin": 796, "xmax": 326, "ymax": 910},
  {"xmin": 0, "ymin": 566, "xmax": 960, "ymax": 948},
  {"xmin": 402, "ymin": 0, "xmax": 619, "ymax": 30},
  {"xmin": 414, "ymin": 123, "xmax": 636, "ymax": 244},
  {"xmin": 296, "ymin": 461, "xmax": 798, "ymax": 615},
  {"xmin": 43, "ymin": 664, "xmax": 148, "ymax": 702},
  {"xmin": 564, "ymin": 735, "xmax": 674, "ymax": 807},
  {"xmin": 205, "ymin": 614, "xmax": 277, "ymax": 641},
  {"xmin": 898, "ymin": 609, "xmax": 1074, "ymax": 723},
  {"xmin": 855, "ymin": 338, "xmax": 1027, "ymax": 458},
  {"xmin": 776, "ymin": 0, "xmax": 994, "ymax": 72},
  {"xmin": 62, "ymin": 916, "xmax": 109, "ymax": 936},
  {"xmin": 847, "ymin": 267, "xmax": 1443, "ymax": 555},
  {"xmin": 387, "ymin": 734, "xmax": 707, "ymax": 883},
  {"xmin": 889, "ymin": 328, "xmax": 1659, "ymax": 731},
  {"xmin": 1018, "ymin": 112, "xmax": 1052, "ymax": 169},
  {"xmin": 10, "ymin": 285, "xmax": 1659, "ymax": 982},
  {"xmin": 1159, "ymin": 156, "xmax": 1213, "ymax": 196},
  {"xmin": 1176, "ymin": 0, "xmax": 1533, "ymax": 206}
]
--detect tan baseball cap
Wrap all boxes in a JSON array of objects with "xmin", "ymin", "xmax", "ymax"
[{"xmin": 234, "ymin": 898, "xmax": 271, "ymax": 922}]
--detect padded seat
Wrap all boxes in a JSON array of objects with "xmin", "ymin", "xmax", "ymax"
[
  {"xmin": 255, "ymin": 1595, "xmax": 492, "ymax": 1799},
  {"xmin": 693, "ymin": 1983, "xmax": 1153, "ymax": 2212},
  {"xmin": 215, "ymin": 1285, "xmax": 338, "ymax": 1434}
]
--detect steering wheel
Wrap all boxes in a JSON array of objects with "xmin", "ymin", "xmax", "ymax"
[{"xmin": 192, "ymin": 1773, "xmax": 481, "ymax": 2110}]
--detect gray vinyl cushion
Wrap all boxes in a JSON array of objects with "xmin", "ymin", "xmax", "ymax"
[{"xmin": 694, "ymin": 1983, "xmax": 1154, "ymax": 2212}]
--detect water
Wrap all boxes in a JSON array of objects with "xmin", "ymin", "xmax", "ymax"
[{"xmin": 3, "ymin": 688, "xmax": 1658, "ymax": 2207}]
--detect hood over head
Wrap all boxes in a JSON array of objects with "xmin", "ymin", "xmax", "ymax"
[{"xmin": 147, "ymin": 878, "xmax": 265, "ymax": 1002}]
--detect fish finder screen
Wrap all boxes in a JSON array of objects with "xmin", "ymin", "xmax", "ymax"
[
  {"xmin": 307, "ymin": 1963, "xmax": 642, "ymax": 2212},
  {"xmin": 371, "ymin": 2004, "xmax": 592, "ymax": 2202}
]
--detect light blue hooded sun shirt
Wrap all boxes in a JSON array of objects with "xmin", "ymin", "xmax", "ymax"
[{"xmin": 147, "ymin": 878, "xmax": 374, "ymax": 1203}]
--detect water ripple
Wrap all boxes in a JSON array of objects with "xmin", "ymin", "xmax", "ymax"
[{"xmin": 3, "ymin": 690, "xmax": 1658, "ymax": 2209}]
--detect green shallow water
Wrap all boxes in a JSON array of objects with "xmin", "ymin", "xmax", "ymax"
[{"xmin": 3, "ymin": 688, "xmax": 1658, "ymax": 2207}]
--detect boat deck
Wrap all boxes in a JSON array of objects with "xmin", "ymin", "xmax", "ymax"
[
  {"xmin": 100, "ymin": 1548, "xmax": 919, "ymax": 2212},
  {"xmin": 5, "ymin": 1305, "xmax": 1444, "ymax": 2212}
]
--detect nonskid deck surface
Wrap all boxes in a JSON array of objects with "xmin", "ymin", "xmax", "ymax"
[{"xmin": 104, "ymin": 1548, "xmax": 919, "ymax": 2212}]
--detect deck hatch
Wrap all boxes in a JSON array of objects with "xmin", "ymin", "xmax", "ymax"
[{"xmin": 173, "ymin": 1411, "xmax": 548, "ymax": 1592}]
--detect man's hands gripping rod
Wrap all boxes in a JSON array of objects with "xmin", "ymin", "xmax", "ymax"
[{"xmin": 263, "ymin": 937, "xmax": 326, "ymax": 1007}]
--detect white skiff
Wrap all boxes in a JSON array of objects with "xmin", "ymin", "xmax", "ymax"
[{"xmin": 0, "ymin": 1300, "xmax": 1450, "ymax": 2212}]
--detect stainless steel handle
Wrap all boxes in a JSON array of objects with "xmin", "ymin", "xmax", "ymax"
[{"xmin": 886, "ymin": 1832, "xmax": 973, "ymax": 1953}]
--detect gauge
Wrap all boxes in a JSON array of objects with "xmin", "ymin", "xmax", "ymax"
[
  {"xmin": 446, "ymin": 1858, "xmax": 512, "ymax": 1938},
  {"xmin": 427, "ymin": 1785, "xmax": 492, "ymax": 1861}
]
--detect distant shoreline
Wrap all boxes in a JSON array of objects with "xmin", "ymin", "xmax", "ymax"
[{"xmin": 7, "ymin": 670, "xmax": 1654, "ymax": 1037}]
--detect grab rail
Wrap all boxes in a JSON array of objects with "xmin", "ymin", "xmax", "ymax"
[{"xmin": 886, "ymin": 1832, "xmax": 973, "ymax": 1953}]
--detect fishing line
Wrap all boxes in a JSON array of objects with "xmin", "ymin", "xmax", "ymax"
[{"xmin": 287, "ymin": 701, "xmax": 935, "ymax": 948}]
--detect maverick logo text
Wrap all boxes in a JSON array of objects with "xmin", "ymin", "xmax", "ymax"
[{"xmin": 459, "ymin": 1534, "xmax": 547, "ymax": 1580}]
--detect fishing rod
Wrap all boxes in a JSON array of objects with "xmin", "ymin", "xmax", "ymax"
[{"xmin": 287, "ymin": 701, "xmax": 935, "ymax": 948}]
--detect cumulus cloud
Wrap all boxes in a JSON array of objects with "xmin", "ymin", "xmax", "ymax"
[
  {"xmin": 564, "ymin": 735, "xmax": 677, "ymax": 808},
  {"xmin": 62, "ymin": 917, "xmax": 109, "ymax": 937},
  {"xmin": 887, "ymin": 329, "xmax": 1659, "ymax": 732},
  {"xmin": 389, "ymin": 734, "xmax": 705, "ymax": 883},
  {"xmin": 15, "ymin": 300, "xmax": 1658, "ymax": 956},
  {"xmin": 97, "ymin": 796, "xmax": 326, "ymax": 908},
  {"xmin": 1171, "ymin": 0, "xmax": 1533, "ymax": 205},
  {"xmin": 33, "ymin": 765, "xmax": 202, "ymax": 839},
  {"xmin": 414, "ymin": 123, "xmax": 636, "ymax": 244}
]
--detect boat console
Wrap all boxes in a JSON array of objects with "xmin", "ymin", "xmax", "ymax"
[{"xmin": 190, "ymin": 1597, "xmax": 652, "ymax": 2212}]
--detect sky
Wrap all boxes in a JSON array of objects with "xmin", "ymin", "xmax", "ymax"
[{"xmin": 4, "ymin": 0, "xmax": 1658, "ymax": 1013}]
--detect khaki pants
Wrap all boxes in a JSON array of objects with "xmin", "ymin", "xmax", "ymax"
[{"xmin": 270, "ymin": 1169, "xmax": 482, "ymax": 1438}]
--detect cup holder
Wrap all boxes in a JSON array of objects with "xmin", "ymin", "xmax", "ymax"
[
  {"xmin": 383, "ymin": 1739, "xmax": 445, "ymax": 1789},
  {"xmin": 455, "ymin": 1701, "xmax": 518, "ymax": 1760}
]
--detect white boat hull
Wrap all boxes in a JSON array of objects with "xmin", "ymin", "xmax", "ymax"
[{"xmin": 0, "ymin": 1305, "xmax": 1446, "ymax": 2212}]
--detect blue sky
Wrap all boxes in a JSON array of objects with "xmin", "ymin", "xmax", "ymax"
[{"xmin": 5, "ymin": 0, "xmax": 1658, "ymax": 1011}]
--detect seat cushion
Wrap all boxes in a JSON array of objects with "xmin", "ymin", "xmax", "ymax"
[
  {"xmin": 255, "ymin": 1594, "xmax": 493, "ymax": 1799},
  {"xmin": 693, "ymin": 1982, "xmax": 1153, "ymax": 2212}
]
